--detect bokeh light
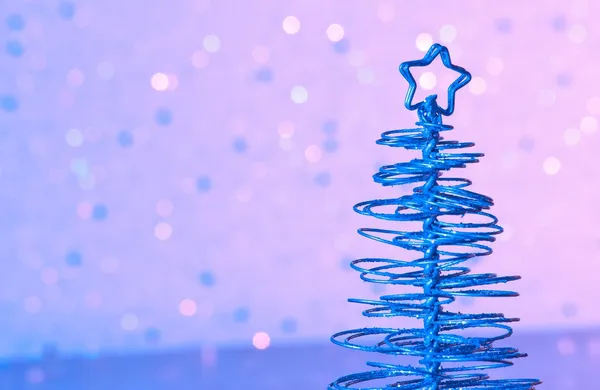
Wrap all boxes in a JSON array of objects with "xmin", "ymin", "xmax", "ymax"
[
  {"xmin": 326, "ymin": 24, "xmax": 345, "ymax": 42},
  {"xmin": 252, "ymin": 332, "xmax": 271, "ymax": 350},
  {"xmin": 282, "ymin": 16, "xmax": 301, "ymax": 34}
]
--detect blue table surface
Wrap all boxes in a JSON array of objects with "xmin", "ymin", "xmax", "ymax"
[{"xmin": 0, "ymin": 328, "xmax": 598, "ymax": 389}]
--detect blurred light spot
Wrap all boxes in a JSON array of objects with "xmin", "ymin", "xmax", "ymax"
[
  {"xmin": 179, "ymin": 299, "xmax": 197, "ymax": 317},
  {"xmin": 85, "ymin": 291, "xmax": 102, "ymax": 308},
  {"xmin": 199, "ymin": 271, "xmax": 216, "ymax": 287},
  {"xmin": 282, "ymin": 16, "xmax": 300, "ymax": 34},
  {"xmin": 469, "ymin": 77, "xmax": 486, "ymax": 95},
  {"xmin": 154, "ymin": 108, "xmax": 173, "ymax": 126},
  {"xmin": 561, "ymin": 302, "xmax": 577, "ymax": 318},
  {"xmin": 323, "ymin": 138, "xmax": 338, "ymax": 153},
  {"xmin": 371, "ymin": 283, "xmax": 386, "ymax": 294},
  {"xmin": 67, "ymin": 69, "xmax": 84, "ymax": 87},
  {"xmin": 568, "ymin": 24, "xmax": 586, "ymax": 43},
  {"xmin": 70, "ymin": 158, "xmax": 89, "ymax": 177},
  {"xmin": 1, "ymin": 95, "xmax": 19, "ymax": 112},
  {"xmin": 255, "ymin": 67, "xmax": 273, "ymax": 83},
  {"xmin": 419, "ymin": 72, "xmax": 436, "ymax": 90},
  {"xmin": 144, "ymin": 327, "xmax": 161, "ymax": 344},
  {"xmin": 155, "ymin": 199, "xmax": 173, "ymax": 218},
  {"xmin": 151, "ymin": 73, "xmax": 169, "ymax": 91},
  {"xmin": 322, "ymin": 120, "xmax": 337, "ymax": 135},
  {"xmin": 518, "ymin": 136, "xmax": 535, "ymax": 152},
  {"xmin": 252, "ymin": 46, "xmax": 270, "ymax": 64},
  {"xmin": 100, "ymin": 257, "xmax": 119, "ymax": 274},
  {"xmin": 439, "ymin": 25, "xmax": 457, "ymax": 43},
  {"xmin": 92, "ymin": 203, "xmax": 108, "ymax": 221},
  {"xmin": 24, "ymin": 296, "xmax": 42, "ymax": 314},
  {"xmin": 6, "ymin": 14, "xmax": 25, "ymax": 31},
  {"xmin": 347, "ymin": 50, "xmax": 365, "ymax": 67},
  {"xmin": 280, "ymin": 318, "xmax": 298, "ymax": 334},
  {"xmin": 551, "ymin": 15, "xmax": 566, "ymax": 31},
  {"xmin": 154, "ymin": 222, "xmax": 172, "ymax": 240},
  {"xmin": 333, "ymin": 38, "xmax": 350, "ymax": 54},
  {"xmin": 314, "ymin": 172, "xmax": 331, "ymax": 187},
  {"xmin": 6, "ymin": 40, "xmax": 24, "ymax": 57},
  {"xmin": 191, "ymin": 50, "xmax": 209, "ymax": 69},
  {"xmin": 203, "ymin": 34, "xmax": 221, "ymax": 53},
  {"xmin": 236, "ymin": 186, "xmax": 253, "ymax": 203},
  {"xmin": 557, "ymin": 338, "xmax": 576, "ymax": 355},
  {"xmin": 543, "ymin": 156, "xmax": 561, "ymax": 175},
  {"xmin": 415, "ymin": 33, "xmax": 433, "ymax": 52},
  {"xmin": 97, "ymin": 61, "xmax": 115, "ymax": 80},
  {"xmin": 253, "ymin": 332, "xmax": 270, "ymax": 350},
  {"xmin": 377, "ymin": 3, "xmax": 395, "ymax": 22},
  {"xmin": 291, "ymin": 85, "xmax": 308, "ymax": 103},
  {"xmin": 41, "ymin": 268, "xmax": 59, "ymax": 285},
  {"xmin": 563, "ymin": 128, "xmax": 581, "ymax": 146},
  {"xmin": 117, "ymin": 130, "xmax": 134, "ymax": 147},
  {"xmin": 232, "ymin": 137, "xmax": 248, "ymax": 153},
  {"xmin": 233, "ymin": 307, "xmax": 250, "ymax": 322},
  {"xmin": 538, "ymin": 89, "xmax": 555, "ymax": 106},
  {"xmin": 588, "ymin": 338, "xmax": 600, "ymax": 356},
  {"xmin": 121, "ymin": 313, "xmax": 139, "ymax": 331},
  {"xmin": 66, "ymin": 128, "xmax": 83, "ymax": 147},
  {"xmin": 58, "ymin": 1, "xmax": 76, "ymax": 19},
  {"xmin": 556, "ymin": 73, "xmax": 572, "ymax": 87},
  {"xmin": 76, "ymin": 201, "xmax": 92, "ymax": 219},
  {"xmin": 495, "ymin": 18, "xmax": 512, "ymax": 33},
  {"xmin": 586, "ymin": 96, "xmax": 600, "ymax": 115},
  {"xmin": 327, "ymin": 24, "xmax": 345, "ymax": 42},
  {"xmin": 486, "ymin": 57, "xmax": 504, "ymax": 76},
  {"xmin": 305, "ymin": 145, "xmax": 322, "ymax": 163},
  {"xmin": 65, "ymin": 251, "xmax": 82, "ymax": 267},
  {"xmin": 357, "ymin": 68, "xmax": 374, "ymax": 85},
  {"xmin": 278, "ymin": 121, "xmax": 295, "ymax": 139},
  {"xmin": 580, "ymin": 116, "xmax": 597, "ymax": 134},
  {"xmin": 196, "ymin": 176, "xmax": 212, "ymax": 192},
  {"xmin": 26, "ymin": 368, "xmax": 45, "ymax": 384}
]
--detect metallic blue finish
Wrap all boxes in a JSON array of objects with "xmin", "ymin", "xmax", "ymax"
[{"xmin": 329, "ymin": 44, "xmax": 541, "ymax": 389}]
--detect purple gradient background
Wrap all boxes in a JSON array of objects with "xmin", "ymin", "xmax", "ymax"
[{"xmin": 1, "ymin": 0, "xmax": 600, "ymax": 374}]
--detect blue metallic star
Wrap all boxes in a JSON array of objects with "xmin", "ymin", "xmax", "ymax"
[{"xmin": 399, "ymin": 43, "xmax": 471, "ymax": 116}]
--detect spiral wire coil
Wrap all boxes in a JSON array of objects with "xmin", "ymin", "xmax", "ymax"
[{"xmin": 329, "ymin": 44, "xmax": 541, "ymax": 389}]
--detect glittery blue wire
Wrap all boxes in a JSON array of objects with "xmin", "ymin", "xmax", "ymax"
[{"xmin": 329, "ymin": 44, "xmax": 541, "ymax": 389}]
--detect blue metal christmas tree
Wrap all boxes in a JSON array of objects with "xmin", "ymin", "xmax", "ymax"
[{"xmin": 329, "ymin": 44, "xmax": 541, "ymax": 389}]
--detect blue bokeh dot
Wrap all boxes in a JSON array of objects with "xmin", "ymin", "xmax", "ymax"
[
  {"xmin": 0, "ymin": 95, "xmax": 19, "ymax": 112},
  {"xmin": 323, "ymin": 138, "xmax": 338, "ymax": 153},
  {"xmin": 232, "ymin": 137, "xmax": 248, "ymax": 154},
  {"xmin": 92, "ymin": 203, "xmax": 109, "ymax": 221},
  {"xmin": 551, "ymin": 15, "xmax": 566, "ymax": 31},
  {"xmin": 196, "ymin": 176, "xmax": 211, "ymax": 193},
  {"xmin": 58, "ymin": 1, "xmax": 76, "ymax": 20},
  {"xmin": 6, "ymin": 14, "xmax": 25, "ymax": 31},
  {"xmin": 144, "ymin": 327, "xmax": 161, "ymax": 344},
  {"xmin": 255, "ymin": 68, "xmax": 273, "ymax": 83},
  {"xmin": 333, "ymin": 38, "xmax": 350, "ymax": 54},
  {"xmin": 561, "ymin": 303, "xmax": 577, "ymax": 318},
  {"xmin": 199, "ymin": 271, "xmax": 216, "ymax": 287},
  {"xmin": 65, "ymin": 251, "xmax": 83, "ymax": 267},
  {"xmin": 280, "ymin": 318, "xmax": 298, "ymax": 334},
  {"xmin": 518, "ymin": 136, "xmax": 535, "ymax": 152},
  {"xmin": 340, "ymin": 256, "xmax": 353, "ymax": 270},
  {"xmin": 233, "ymin": 307, "xmax": 250, "ymax": 323},
  {"xmin": 371, "ymin": 284, "xmax": 386, "ymax": 294},
  {"xmin": 314, "ymin": 172, "xmax": 331, "ymax": 187},
  {"xmin": 154, "ymin": 108, "xmax": 173, "ymax": 126},
  {"xmin": 6, "ymin": 40, "xmax": 24, "ymax": 57},
  {"xmin": 495, "ymin": 18, "xmax": 512, "ymax": 33},
  {"xmin": 117, "ymin": 130, "xmax": 134, "ymax": 148},
  {"xmin": 322, "ymin": 120, "xmax": 337, "ymax": 135},
  {"xmin": 556, "ymin": 73, "xmax": 572, "ymax": 87}
]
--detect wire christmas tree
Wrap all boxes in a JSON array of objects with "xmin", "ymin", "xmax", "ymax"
[{"xmin": 330, "ymin": 44, "xmax": 541, "ymax": 389}]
